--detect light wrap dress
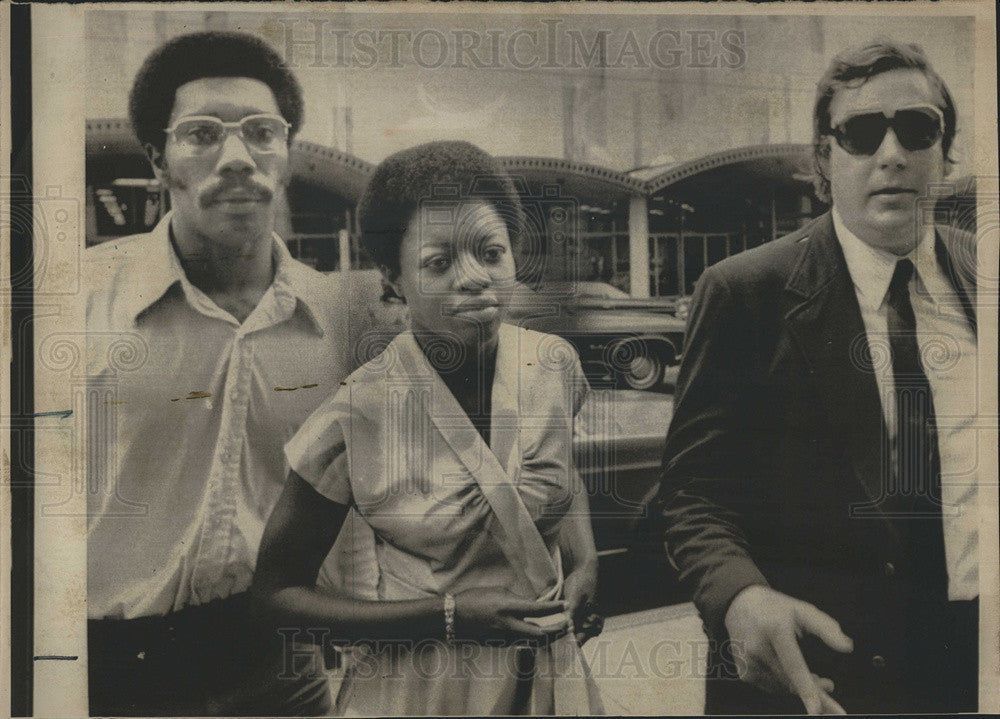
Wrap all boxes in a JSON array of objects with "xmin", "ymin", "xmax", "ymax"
[{"xmin": 285, "ymin": 324, "xmax": 605, "ymax": 715}]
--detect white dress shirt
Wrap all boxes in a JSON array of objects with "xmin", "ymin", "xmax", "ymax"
[
  {"xmin": 85, "ymin": 213, "xmax": 354, "ymax": 619},
  {"xmin": 833, "ymin": 208, "xmax": 978, "ymax": 601}
]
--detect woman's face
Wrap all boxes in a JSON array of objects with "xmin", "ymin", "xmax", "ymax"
[{"xmin": 390, "ymin": 200, "xmax": 517, "ymax": 353}]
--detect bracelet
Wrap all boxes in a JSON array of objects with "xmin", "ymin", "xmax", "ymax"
[{"xmin": 443, "ymin": 593, "xmax": 456, "ymax": 646}]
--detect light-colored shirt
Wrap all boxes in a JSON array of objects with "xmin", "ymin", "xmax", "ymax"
[
  {"xmin": 283, "ymin": 325, "xmax": 601, "ymax": 715},
  {"xmin": 85, "ymin": 213, "xmax": 353, "ymax": 619},
  {"xmin": 833, "ymin": 208, "xmax": 978, "ymax": 601}
]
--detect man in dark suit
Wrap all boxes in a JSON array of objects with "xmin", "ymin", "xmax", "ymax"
[{"xmin": 659, "ymin": 40, "xmax": 979, "ymax": 714}]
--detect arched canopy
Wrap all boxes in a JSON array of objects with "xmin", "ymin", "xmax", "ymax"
[
  {"xmin": 86, "ymin": 118, "xmax": 652, "ymax": 211},
  {"xmin": 290, "ymin": 141, "xmax": 374, "ymax": 205},
  {"xmin": 498, "ymin": 156, "xmax": 647, "ymax": 209},
  {"xmin": 640, "ymin": 143, "xmax": 813, "ymax": 196},
  {"xmin": 637, "ymin": 143, "xmax": 816, "ymax": 235},
  {"xmin": 87, "ymin": 120, "xmax": 809, "ymax": 209}
]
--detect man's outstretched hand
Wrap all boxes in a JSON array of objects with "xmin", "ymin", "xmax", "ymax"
[{"xmin": 725, "ymin": 585, "xmax": 854, "ymax": 715}]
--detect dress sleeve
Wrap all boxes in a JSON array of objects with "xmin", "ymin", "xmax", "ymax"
[
  {"xmin": 569, "ymin": 351, "xmax": 591, "ymax": 419},
  {"xmin": 284, "ymin": 392, "xmax": 353, "ymax": 506}
]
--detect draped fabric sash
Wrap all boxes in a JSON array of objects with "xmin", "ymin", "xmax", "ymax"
[{"xmin": 395, "ymin": 328, "xmax": 604, "ymax": 714}]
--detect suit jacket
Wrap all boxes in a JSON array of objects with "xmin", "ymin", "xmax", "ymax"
[{"xmin": 659, "ymin": 212, "xmax": 977, "ymax": 714}]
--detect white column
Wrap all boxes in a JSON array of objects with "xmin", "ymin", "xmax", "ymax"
[
  {"xmin": 338, "ymin": 228, "xmax": 352, "ymax": 272},
  {"xmin": 628, "ymin": 196, "xmax": 650, "ymax": 298}
]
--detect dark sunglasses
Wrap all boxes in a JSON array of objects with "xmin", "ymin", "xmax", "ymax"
[{"xmin": 826, "ymin": 105, "xmax": 944, "ymax": 156}]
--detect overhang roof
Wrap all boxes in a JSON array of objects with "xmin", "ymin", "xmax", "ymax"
[
  {"xmin": 640, "ymin": 143, "xmax": 813, "ymax": 195},
  {"xmin": 85, "ymin": 120, "xmax": 813, "ymax": 205},
  {"xmin": 497, "ymin": 156, "xmax": 648, "ymax": 207},
  {"xmin": 290, "ymin": 140, "xmax": 374, "ymax": 204}
]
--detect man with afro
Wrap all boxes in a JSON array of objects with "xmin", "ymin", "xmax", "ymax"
[{"xmin": 85, "ymin": 31, "xmax": 350, "ymax": 716}]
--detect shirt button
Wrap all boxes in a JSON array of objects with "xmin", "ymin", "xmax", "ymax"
[
  {"xmin": 884, "ymin": 562, "xmax": 896, "ymax": 577},
  {"xmin": 871, "ymin": 654, "xmax": 887, "ymax": 669}
]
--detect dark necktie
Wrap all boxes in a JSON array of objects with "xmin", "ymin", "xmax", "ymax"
[{"xmin": 886, "ymin": 258, "xmax": 947, "ymax": 595}]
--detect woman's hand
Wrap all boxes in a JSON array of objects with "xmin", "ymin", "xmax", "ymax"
[
  {"xmin": 555, "ymin": 467, "xmax": 602, "ymax": 645},
  {"xmin": 452, "ymin": 587, "xmax": 568, "ymax": 644},
  {"xmin": 563, "ymin": 563, "xmax": 603, "ymax": 645}
]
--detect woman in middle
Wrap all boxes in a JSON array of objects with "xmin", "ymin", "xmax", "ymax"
[{"xmin": 253, "ymin": 140, "xmax": 605, "ymax": 715}]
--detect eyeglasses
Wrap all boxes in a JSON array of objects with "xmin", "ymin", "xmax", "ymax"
[
  {"xmin": 825, "ymin": 105, "xmax": 944, "ymax": 156},
  {"xmin": 164, "ymin": 114, "xmax": 290, "ymax": 153}
]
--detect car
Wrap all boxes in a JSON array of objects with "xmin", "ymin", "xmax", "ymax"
[
  {"xmin": 574, "ymin": 388, "xmax": 672, "ymax": 552},
  {"xmin": 507, "ymin": 281, "xmax": 687, "ymax": 391},
  {"xmin": 565, "ymin": 281, "xmax": 631, "ymax": 300}
]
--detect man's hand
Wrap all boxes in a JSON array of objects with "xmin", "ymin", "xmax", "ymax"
[{"xmin": 725, "ymin": 585, "xmax": 854, "ymax": 715}]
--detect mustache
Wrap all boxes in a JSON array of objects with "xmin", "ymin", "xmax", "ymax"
[{"xmin": 199, "ymin": 180, "xmax": 273, "ymax": 208}]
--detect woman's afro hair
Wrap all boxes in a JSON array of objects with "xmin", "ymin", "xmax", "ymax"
[{"xmin": 357, "ymin": 140, "xmax": 524, "ymax": 278}]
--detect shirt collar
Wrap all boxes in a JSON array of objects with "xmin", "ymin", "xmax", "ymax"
[
  {"xmin": 123, "ymin": 211, "xmax": 326, "ymax": 336},
  {"xmin": 261, "ymin": 231, "xmax": 328, "ymax": 337},
  {"xmin": 832, "ymin": 207, "xmax": 937, "ymax": 312},
  {"xmin": 110, "ymin": 213, "xmax": 185, "ymax": 329}
]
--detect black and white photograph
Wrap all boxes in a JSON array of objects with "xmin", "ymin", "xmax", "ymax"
[{"xmin": 4, "ymin": 2, "xmax": 998, "ymax": 716}]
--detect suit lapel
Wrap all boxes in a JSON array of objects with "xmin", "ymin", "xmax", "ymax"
[
  {"xmin": 935, "ymin": 227, "xmax": 978, "ymax": 335},
  {"xmin": 782, "ymin": 214, "xmax": 896, "ymax": 524}
]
